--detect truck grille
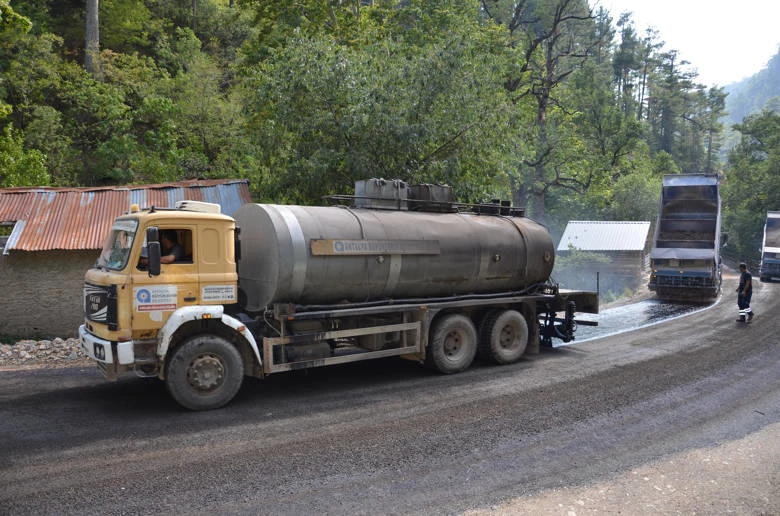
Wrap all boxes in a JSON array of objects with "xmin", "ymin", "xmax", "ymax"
[{"xmin": 84, "ymin": 283, "xmax": 118, "ymax": 329}]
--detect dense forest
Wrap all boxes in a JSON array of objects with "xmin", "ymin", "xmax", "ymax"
[{"xmin": 0, "ymin": 0, "xmax": 778, "ymax": 265}]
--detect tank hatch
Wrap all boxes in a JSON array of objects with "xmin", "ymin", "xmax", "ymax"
[{"xmin": 354, "ymin": 178, "xmax": 409, "ymax": 210}]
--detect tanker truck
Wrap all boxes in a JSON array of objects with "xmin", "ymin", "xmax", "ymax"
[{"xmin": 79, "ymin": 179, "xmax": 598, "ymax": 410}]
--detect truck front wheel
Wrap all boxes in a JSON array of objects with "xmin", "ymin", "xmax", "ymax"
[
  {"xmin": 165, "ymin": 335, "xmax": 244, "ymax": 411},
  {"xmin": 426, "ymin": 314, "xmax": 477, "ymax": 374}
]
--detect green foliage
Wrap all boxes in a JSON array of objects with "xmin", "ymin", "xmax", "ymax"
[
  {"xmin": 556, "ymin": 246, "xmax": 611, "ymax": 267},
  {"xmin": 1, "ymin": 0, "xmax": 768, "ymax": 255},
  {"xmin": 0, "ymin": 123, "xmax": 49, "ymax": 186},
  {"xmin": 23, "ymin": 105, "xmax": 78, "ymax": 185},
  {"xmin": 722, "ymin": 110, "xmax": 780, "ymax": 263},
  {"xmin": 609, "ymin": 171, "xmax": 661, "ymax": 221},
  {"xmin": 246, "ymin": 3, "xmax": 511, "ymax": 203},
  {"xmin": 0, "ymin": 0, "xmax": 33, "ymax": 37},
  {"xmin": 100, "ymin": 0, "xmax": 156, "ymax": 53}
]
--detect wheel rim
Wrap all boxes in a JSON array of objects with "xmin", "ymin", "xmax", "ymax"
[
  {"xmin": 444, "ymin": 330, "xmax": 464, "ymax": 358},
  {"xmin": 187, "ymin": 353, "xmax": 226, "ymax": 392},
  {"xmin": 499, "ymin": 324, "xmax": 518, "ymax": 349}
]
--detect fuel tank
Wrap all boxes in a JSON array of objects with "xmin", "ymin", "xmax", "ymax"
[{"xmin": 234, "ymin": 203, "xmax": 554, "ymax": 311}]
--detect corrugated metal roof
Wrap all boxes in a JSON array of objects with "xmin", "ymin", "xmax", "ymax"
[
  {"xmin": 557, "ymin": 221, "xmax": 651, "ymax": 252},
  {"xmin": 0, "ymin": 179, "xmax": 251, "ymax": 251}
]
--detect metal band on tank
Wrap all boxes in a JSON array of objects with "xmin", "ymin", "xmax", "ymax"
[
  {"xmin": 477, "ymin": 220, "xmax": 491, "ymax": 282},
  {"xmin": 506, "ymin": 217, "xmax": 529, "ymax": 277},
  {"xmin": 275, "ymin": 205, "xmax": 308, "ymax": 298}
]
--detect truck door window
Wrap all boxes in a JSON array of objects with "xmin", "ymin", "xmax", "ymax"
[
  {"xmin": 137, "ymin": 228, "xmax": 193, "ymax": 269},
  {"xmin": 160, "ymin": 229, "xmax": 192, "ymax": 264}
]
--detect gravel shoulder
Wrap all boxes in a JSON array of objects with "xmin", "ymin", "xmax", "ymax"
[{"xmin": 0, "ymin": 337, "xmax": 90, "ymax": 370}]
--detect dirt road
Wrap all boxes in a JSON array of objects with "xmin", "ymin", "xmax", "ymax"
[{"xmin": 1, "ymin": 272, "xmax": 777, "ymax": 515}]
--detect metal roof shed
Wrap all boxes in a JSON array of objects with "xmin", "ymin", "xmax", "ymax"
[
  {"xmin": 557, "ymin": 221, "xmax": 651, "ymax": 252},
  {"xmin": 0, "ymin": 179, "xmax": 251, "ymax": 254}
]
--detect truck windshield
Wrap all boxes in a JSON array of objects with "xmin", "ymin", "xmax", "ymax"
[{"xmin": 96, "ymin": 219, "xmax": 139, "ymax": 270}]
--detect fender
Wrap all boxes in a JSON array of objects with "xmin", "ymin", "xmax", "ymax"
[{"xmin": 157, "ymin": 305, "xmax": 262, "ymax": 366}]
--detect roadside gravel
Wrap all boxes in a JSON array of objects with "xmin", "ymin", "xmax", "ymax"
[{"xmin": 0, "ymin": 338, "xmax": 91, "ymax": 369}]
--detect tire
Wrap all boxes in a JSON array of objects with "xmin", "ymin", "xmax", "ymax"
[
  {"xmin": 426, "ymin": 314, "xmax": 477, "ymax": 374},
  {"xmin": 478, "ymin": 309, "xmax": 528, "ymax": 364},
  {"xmin": 165, "ymin": 335, "xmax": 244, "ymax": 411}
]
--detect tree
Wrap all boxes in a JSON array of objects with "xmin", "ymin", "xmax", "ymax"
[
  {"xmin": 0, "ymin": 124, "xmax": 49, "ymax": 187},
  {"xmin": 85, "ymin": 0, "xmax": 100, "ymax": 76},
  {"xmin": 0, "ymin": 0, "xmax": 736, "ymax": 225},
  {"xmin": 245, "ymin": 1, "xmax": 512, "ymax": 204},
  {"xmin": 1, "ymin": 1, "xmax": 32, "ymax": 37},
  {"xmin": 613, "ymin": 12, "xmax": 638, "ymax": 103},
  {"xmin": 722, "ymin": 110, "xmax": 780, "ymax": 262},
  {"xmin": 699, "ymin": 86, "xmax": 727, "ymax": 174},
  {"xmin": 483, "ymin": 0, "xmax": 603, "ymax": 220}
]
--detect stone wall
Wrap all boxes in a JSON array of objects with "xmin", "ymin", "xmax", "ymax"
[{"xmin": 0, "ymin": 250, "xmax": 97, "ymax": 338}]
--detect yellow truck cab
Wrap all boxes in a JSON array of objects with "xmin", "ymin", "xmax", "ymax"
[{"xmin": 79, "ymin": 201, "xmax": 257, "ymax": 400}]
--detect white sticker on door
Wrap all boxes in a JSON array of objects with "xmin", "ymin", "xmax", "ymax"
[{"xmin": 134, "ymin": 285, "xmax": 178, "ymax": 312}]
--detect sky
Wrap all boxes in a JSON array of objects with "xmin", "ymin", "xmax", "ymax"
[{"xmin": 598, "ymin": 0, "xmax": 780, "ymax": 87}]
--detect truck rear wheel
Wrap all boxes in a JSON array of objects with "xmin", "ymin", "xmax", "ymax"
[
  {"xmin": 478, "ymin": 309, "xmax": 528, "ymax": 364},
  {"xmin": 165, "ymin": 335, "xmax": 244, "ymax": 411},
  {"xmin": 426, "ymin": 314, "xmax": 477, "ymax": 374}
]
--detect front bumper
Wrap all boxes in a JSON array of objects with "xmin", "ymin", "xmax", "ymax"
[{"xmin": 79, "ymin": 325, "xmax": 136, "ymax": 379}]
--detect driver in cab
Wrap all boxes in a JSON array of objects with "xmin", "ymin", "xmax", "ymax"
[
  {"xmin": 139, "ymin": 229, "xmax": 185, "ymax": 267},
  {"xmin": 158, "ymin": 229, "xmax": 185, "ymax": 264}
]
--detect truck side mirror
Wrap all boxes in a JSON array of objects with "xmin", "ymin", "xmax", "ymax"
[
  {"xmin": 721, "ymin": 233, "xmax": 729, "ymax": 247},
  {"xmin": 147, "ymin": 226, "xmax": 161, "ymax": 276}
]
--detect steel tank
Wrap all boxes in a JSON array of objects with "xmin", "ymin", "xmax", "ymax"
[{"xmin": 234, "ymin": 203, "xmax": 554, "ymax": 312}]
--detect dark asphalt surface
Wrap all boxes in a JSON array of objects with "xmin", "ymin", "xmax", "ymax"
[{"xmin": 1, "ymin": 275, "xmax": 778, "ymax": 515}]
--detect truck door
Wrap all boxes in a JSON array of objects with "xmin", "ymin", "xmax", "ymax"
[
  {"xmin": 131, "ymin": 227, "xmax": 199, "ymax": 336},
  {"xmin": 196, "ymin": 224, "xmax": 238, "ymax": 307}
]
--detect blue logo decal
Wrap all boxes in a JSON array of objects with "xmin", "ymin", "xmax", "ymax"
[{"xmin": 136, "ymin": 289, "xmax": 151, "ymax": 303}]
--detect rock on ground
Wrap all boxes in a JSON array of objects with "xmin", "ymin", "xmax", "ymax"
[{"xmin": 0, "ymin": 338, "xmax": 90, "ymax": 369}]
